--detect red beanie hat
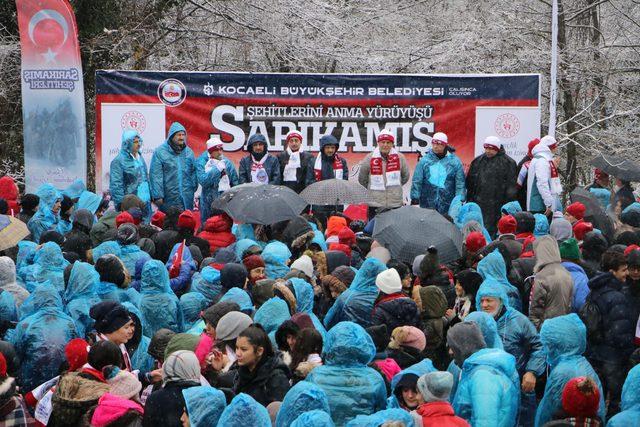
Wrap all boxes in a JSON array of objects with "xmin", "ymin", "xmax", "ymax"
[
  {"xmin": 329, "ymin": 243, "xmax": 352, "ymax": 259},
  {"xmin": 562, "ymin": 376, "xmax": 600, "ymax": 418},
  {"xmin": 151, "ymin": 210, "xmax": 166, "ymax": 228},
  {"xmin": 177, "ymin": 210, "xmax": 197, "ymax": 231},
  {"xmin": 116, "ymin": 211, "xmax": 135, "ymax": 228},
  {"xmin": 527, "ymin": 138, "xmax": 540, "ymax": 157},
  {"xmin": 498, "ymin": 215, "xmax": 517, "ymax": 235},
  {"xmin": 625, "ymin": 244, "xmax": 640, "ymax": 257},
  {"xmin": 338, "ymin": 226, "xmax": 356, "ymax": 247},
  {"xmin": 243, "ymin": 254, "xmax": 265, "ymax": 272},
  {"xmin": 573, "ymin": 221, "xmax": 594, "ymax": 241},
  {"xmin": 465, "ymin": 231, "xmax": 487, "ymax": 253},
  {"xmin": 566, "ymin": 202, "xmax": 586, "ymax": 220},
  {"xmin": 65, "ymin": 338, "xmax": 90, "ymax": 372}
]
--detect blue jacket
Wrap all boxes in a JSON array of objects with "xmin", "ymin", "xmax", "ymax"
[
  {"xmin": 140, "ymin": 260, "xmax": 183, "ymax": 337},
  {"xmin": 165, "ymin": 243, "xmax": 197, "ymax": 295},
  {"xmin": 535, "ymin": 314, "xmax": 605, "ymax": 426},
  {"xmin": 608, "ymin": 364, "xmax": 640, "ymax": 426},
  {"xmin": 346, "ymin": 409, "xmax": 415, "ymax": 427},
  {"xmin": 291, "ymin": 410, "xmax": 334, "ymax": 427},
  {"xmin": 323, "ymin": 258, "xmax": 387, "ymax": 330},
  {"xmin": 149, "ymin": 122, "xmax": 197, "ymax": 210},
  {"xmin": 453, "ymin": 347, "xmax": 520, "ymax": 427},
  {"xmin": 410, "ymin": 149, "xmax": 465, "ymax": 214},
  {"xmin": 476, "ymin": 280, "xmax": 545, "ymax": 377},
  {"xmin": 28, "ymin": 184, "xmax": 61, "ymax": 243},
  {"xmin": 179, "ymin": 292, "xmax": 208, "ymax": 331},
  {"xmin": 190, "ymin": 267, "xmax": 222, "ymax": 305},
  {"xmin": 233, "ymin": 224, "xmax": 256, "ymax": 242},
  {"xmin": 217, "ymin": 393, "xmax": 271, "ymax": 427},
  {"xmin": 477, "ymin": 250, "xmax": 521, "ymax": 312},
  {"xmin": 120, "ymin": 243, "xmax": 151, "ymax": 278},
  {"xmin": 238, "ymin": 135, "xmax": 281, "ymax": 185},
  {"xmin": 262, "ymin": 241, "xmax": 291, "ymax": 280},
  {"xmin": 219, "ymin": 287, "xmax": 254, "ymax": 313},
  {"xmin": 110, "ymin": 130, "xmax": 150, "ymax": 209},
  {"xmin": 11, "ymin": 286, "xmax": 77, "ymax": 391},
  {"xmin": 309, "ymin": 222, "xmax": 328, "ymax": 251},
  {"xmin": 291, "ymin": 278, "xmax": 327, "ymax": 337},
  {"xmin": 23, "ymin": 242, "xmax": 69, "ymax": 294},
  {"xmin": 306, "ymin": 321, "xmax": 387, "ymax": 426},
  {"xmin": 195, "ymin": 151, "xmax": 238, "ymax": 222},
  {"xmin": 16, "ymin": 241, "xmax": 37, "ymax": 286},
  {"xmin": 64, "ymin": 262, "xmax": 100, "ymax": 337},
  {"xmin": 182, "ymin": 386, "xmax": 226, "ymax": 427},
  {"xmin": 561, "ymin": 261, "xmax": 589, "ymax": 312},
  {"xmin": 387, "ymin": 359, "xmax": 436, "ymax": 409},
  {"xmin": 276, "ymin": 381, "xmax": 331, "ymax": 427}
]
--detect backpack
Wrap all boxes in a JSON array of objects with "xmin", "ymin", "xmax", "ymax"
[{"xmin": 579, "ymin": 293, "xmax": 602, "ymax": 343}]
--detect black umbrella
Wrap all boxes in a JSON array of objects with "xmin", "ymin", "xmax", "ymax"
[
  {"xmin": 570, "ymin": 187, "xmax": 615, "ymax": 240},
  {"xmin": 300, "ymin": 179, "xmax": 378, "ymax": 206},
  {"xmin": 373, "ymin": 206, "xmax": 463, "ymax": 264},
  {"xmin": 212, "ymin": 184, "xmax": 307, "ymax": 225},
  {"xmin": 590, "ymin": 154, "xmax": 640, "ymax": 182}
]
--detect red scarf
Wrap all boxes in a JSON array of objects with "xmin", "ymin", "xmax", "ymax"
[{"xmin": 314, "ymin": 154, "xmax": 343, "ymax": 181}]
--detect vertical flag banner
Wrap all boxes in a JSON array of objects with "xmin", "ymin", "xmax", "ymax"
[{"xmin": 16, "ymin": 0, "xmax": 87, "ymax": 191}]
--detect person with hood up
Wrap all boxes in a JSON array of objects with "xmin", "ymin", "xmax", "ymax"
[
  {"xmin": 62, "ymin": 208, "xmax": 94, "ymax": 262},
  {"xmin": 291, "ymin": 278, "xmax": 327, "ymax": 337},
  {"xmin": 549, "ymin": 211, "xmax": 573, "ymax": 242},
  {"xmin": 23, "ymin": 241, "xmax": 69, "ymax": 293},
  {"xmin": 0, "ymin": 176, "xmax": 19, "ymax": 216},
  {"xmin": 238, "ymin": 133, "xmax": 281, "ymax": 185},
  {"xmin": 94, "ymin": 254, "xmax": 141, "ymax": 307},
  {"xmin": 277, "ymin": 129, "xmax": 315, "ymax": 193},
  {"xmin": 17, "ymin": 193, "xmax": 39, "ymax": 227},
  {"xmin": 117, "ymin": 223, "xmax": 151, "ymax": 277},
  {"xmin": 416, "ymin": 371, "xmax": 470, "ymax": 427},
  {"xmin": 477, "ymin": 249, "xmax": 522, "ymax": 312},
  {"xmin": 262, "ymin": 241, "xmax": 292, "ymax": 280},
  {"xmin": 323, "ymin": 258, "xmax": 387, "ymax": 330},
  {"xmin": 466, "ymin": 136, "xmax": 518, "ymax": 237},
  {"xmin": 179, "ymin": 292, "xmax": 208, "ymax": 332},
  {"xmin": 55, "ymin": 195, "xmax": 74, "ymax": 235},
  {"xmin": 64, "ymin": 261, "xmax": 100, "ymax": 337},
  {"xmin": 149, "ymin": 122, "xmax": 197, "ymax": 212},
  {"xmin": 535, "ymin": 314, "xmax": 605, "ymax": 426},
  {"xmin": 306, "ymin": 321, "xmax": 387, "ymax": 425},
  {"xmin": 558, "ymin": 238, "xmax": 590, "ymax": 312},
  {"xmin": 140, "ymin": 260, "xmax": 183, "ymax": 337},
  {"xmin": 527, "ymin": 135, "xmax": 562, "ymax": 214},
  {"xmin": 120, "ymin": 302, "xmax": 155, "ymax": 377},
  {"xmin": 0, "ymin": 257, "xmax": 29, "ymax": 308},
  {"xmin": 189, "ymin": 266, "xmax": 222, "ymax": 306},
  {"xmin": 410, "ymin": 132, "xmax": 465, "ymax": 214},
  {"xmin": 253, "ymin": 297, "xmax": 291, "ymax": 344},
  {"xmin": 371, "ymin": 268, "xmax": 421, "ymax": 332},
  {"xmin": 314, "ymin": 134, "xmax": 348, "ymax": 183},
  {"xmin": 165, "ymin": 241, "xmax": 197, "ymax": 296},
  {"xmin": 417, "ymin": 246, "xmax": 456, "ymax": 307},
  {"xmin": 275, "ymin": 378, "xmax": 331, "ymax": 427},
  {"xmin": 180, "ymin": 385, "xmax": 226, "ymax": 427},
  {"xmin": 219, "ymin": 287, "xmax": 254, "ymax": 314},
  {"xmin": 27, "ymin": 183, "xmax": 61, "ymax": 243},
  {"xmin": 530, "ymin": 235, "xmax": 574, "ymax": 330},
  {"xmin": 418, "ymin": 286, "xmax": 449, "ymax": 369},
  {"xmin": 608, "ymin": 364, "xmax": 640, "ymax": 426},
  {"xmin": 110, "ymin": 129, "xmax": 151, "ymax": 219},
  {"xmin": 387, "ymin": 359, "xmax": 436, "ymax": 411},
  {"xmin": 218, "ymin": 393, "xmax": 271, "ymax": 427},
  {"xmin": 533, "ymin": 213, "xmax": 550, "ymax": 237},
  {"xmin": 447, "ymin": 322, "xmax": 520, "ymax": 427},
  {"xmin": 197, "ymin": 213, "xmax": 236, "ymax": 254}
]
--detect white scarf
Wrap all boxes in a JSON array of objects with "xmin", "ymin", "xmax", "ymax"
[
  {"xmin": 284, "ymin": 147, "xmax": 303, "ymax": 182},
  {"xmin": 205, "ymin": 156, "xmax": 231, "ymax": 191},
  {"xmin": 369, "ymin": 147, "xmax": 401, "ymax": 191},
  {"xmin": 251, "ymin": 154, "xmax": 269, "ymax": 184},
  {"xmin": 314, "ymin": 154, "xmax": 343, "ymax": 180}
]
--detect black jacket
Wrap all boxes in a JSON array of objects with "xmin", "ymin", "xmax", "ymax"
[
  {"xmin": 419, "ymin": 271, "xmax": 456, "ymax": 308},
  {"xmin": 387, "ymin": 345, "xmax": 422, "ymax": 369},
  {"xmin": 276, "ymin": 151, "xmax": 315, "ymax": 193},
  {"xmin": 232, "ymin": 355, "xmax": 291, "ymax": 407},
  {"xmin": 516, "ymin": 154, "xmax": 532, "ymax": 210},
  {"xmin": 371, "ymin": 294, "xmax": 422, "ymax": 332},
  {"xmin": 143, "ymin": 380, "xmax": 199, "ymax": 427},
  {"xmin": 623, "ymin": 277, "xmax": 640, "ymax": 322}
]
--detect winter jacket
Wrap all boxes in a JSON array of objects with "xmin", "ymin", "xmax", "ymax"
[
  {"xmin": 190, "ymin": 266, "xmax": 222, "ymax": 305},
  {"xmin": 90, "ymin": 393, "xmax": 144, "ymax": 427},
  {"xmin": 90, "ymin": 210, "xmax": 117, "ymax": 246},
  {"xmin": 387, "ymin": 359, "xmax": 436, "ymax": 409},
  {"xmin": 530, "ymin": 236, "xmax": 573, "ymax": 330},
  {"xmin": 238, "ymin": 137, "xmax": 281, "ymax": 185},
  {"xmin": 143, "ymin": 380, "xmax": 198, "ymax": 427},
  {"xmin": 466, "ymin": 147, "xmax": 518, "ymax": 236},
  {"xmin": 262, "ymin": 241, "xmax": 291, "ymax": 280},
  {"xmin": 418, "ymin": 286, "xmax": 448, "ymax": 368},
  {"xmin": 387, "ymin": 345, "xmax": 422, "ymax": 370},
  {"xmin": 497, "ymin": 235, "xmax": 524, "ymax": 260},
  {"xmin": 27, "ymin": 184, "xmax": 61, "ymax": 243},
  {"xmin": 291, "ymin": 278, "xmax": 327, "ymax": 337},
  {"xmin": 410, "ymin": 149, "xmax": 465, "ymax": 214},
  {"xmin": 608, "ymin": 364, "xmax": 640, "ymax": 427},
  {"xmin": 48, "ymin": 372, "xmax": 110, "ymax": 427},
  {"xmin": 0, "ymin": 176, "xmax": 19, "ymax": 215},
  {"xmin": 477, "ymin": 250, "xmax": 522, "ymax": 312},
  {"xmin": 622, "ymin": 276, "xmax": 640, "ymax": 323},
  {"xmin": 417, "ymin": 402, "xmax": 470, "ymax": 427},
  {"xmin": 277, "ymin": 150, "xmax": 315, "ymax": 193},
  {"xmin": 64, "ymin": 262, "xmax": 100, "ymax": 338},
  {"xmin": 140, "ymin": 260, "xmax": 183, "ymax": 336},
  {"xmin": 149, "ymin": 122, "xmax": 197, "ymax": 210},
  {"xmin": 275, "ymin": 381, "xmax": 330, "ymax": 427},
  {"xmin": 195, "ymin": 151, "xmax": 238, "ymax": 222},
  {"xmin": 371, "ymin": 293, "xmax": 422, "ymax": 332},
  {"xmin": 527, "ymin": 143, "xmax": 561, "ymax": 212},
  {"xmin": 217, "ymin": 393, "xmax": 271, "ymax": 427},
  {"xmin": 0, "ymin": 257, "xmax": 29, "ymax": 308},
  {"xmin": 586, "ymin": 272, "xmax": 636, "ymax": 363},
  {"xmin": 561, "ymin": 261, "xmax": 589, "ymax": 312},
  {"xmin": 109, "ymin": 129, "xmax": 150, "ymax": 213},
  {"xmin": 358, "ymin": 151, "xmax": 410, "ymax": 209},
  {"xmin": 306, "ymin": 321, "xmax": 387, "ymax": 426},
  {"xmin": 197, "ymin": 214, "xmax": 236, "ymax": 254},
  {"xmin": 535, "ymin": 314, "xmax": 605, "ymax": 427},
  {"xmin": 164, "ymin": 243, "xmax": 197, "ymax": 296},
  {"xmin": 233, "ymin": 354, "xmax": 291, "ymax": 406},
  {"xmin": 323, "ymin": 258, "xmax": 387, "ymax": 330}
]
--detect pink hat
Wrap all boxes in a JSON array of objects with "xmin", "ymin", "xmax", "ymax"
[{"xmin": 391, "ymin": 326, "xmax": 426, "ymax": 352}]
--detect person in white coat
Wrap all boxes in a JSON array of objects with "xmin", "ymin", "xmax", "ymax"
[{"xmin": 527, "ymin": 135, "xmax": 562, "ymax": 215}]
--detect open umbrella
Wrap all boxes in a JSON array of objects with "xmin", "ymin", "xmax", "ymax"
[
  {"xmin": 590, "ymin": 154, "xmax": 640, "ymax": 182},
  {"xmin": 300, "ymin": 179, "xmax": 378, "ymax": 206},
  {"xmin": 373, "ymin": 206, "xmax": 463, "ymax": 264},
  {"xmin": 212, "ymin": 184, "xmax": 307, "ymax": 225},
  {"xmin": 0, "ymin": 215, "xmax": 29, "ymax": 251},
  {"xmin": 570, "ymin": 187, "xmax": 615, "ymax": 240}
]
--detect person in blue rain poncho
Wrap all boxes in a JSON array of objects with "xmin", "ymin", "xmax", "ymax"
[
  {"xmin": 149, "ymin": 122, "xmax": 197, "ymax": 211},
  {"xmin": 11, "ymin": 286, "xmax": 77, "ymax": 391},
  {"xmin": 179, "ymin": 292, "xmax": 209, "ymax": 331},
  {"xmin": 110, "ymin": 129, "xmax": 151, "ymax": 217},
  {"xmin": 275, "ymin": 380, "xmax": 331, "ymax": 427},
  {"xmin": 589, "ymin": 187, "xmax": 611, "ymax": 210},
  {"xmin": 476, "ymin": 250, "xmax": 521, "ymax": 312},
  {"xmin": 22, "ymin": 241, "xmax": 69, "ymax": 293},
  {"xmin": 92, "ymin": 240, "xmax": 122, "ymax": 260},
  {"xmin": 122, "ymin": 302, "xmax": 154, "ymax": 372},
  {"xmin": 55, "ymin": 195, "xmax": 74, "ymax": 235},
  {"xmin": 117, "ymin": 224, "xmax": 151, "ymax": 277},
  {"xmin": 262, "ymin": 241, "xmax": 291, "ymax": 280},
  {"xmin": 410, "ymin": 133, "xmax": 465, "ymax": 215},
  {"xmin": 217, "ymin": 393, "xmax": 271, "ymax": 427},
  {"xmin": 140, "ymin": 260, "xmax": 183, "ymax": 337},
  {"xmin": 346, "ymin": 408, "xmax": 416, "ymax": 427},
  {"xmin": 291, "ymin": 278, "xmax": 327, "ymax": 337},
  {"xmin": 323, "ymin": 258, "xmax": 387, "ymax": 330},
  {"xmin": 608, "ymin": 364, "xmax": 640, "ymax": 426},
  {"xmin": 291, "ymin": 410, "xmax": 334, "ymax": 427},
  {"xmin": 253, "ymin": 297, "xmax": 290, "ymax": 344},
  {"xmin": 63, "ymin": 178, "xmax": 86, "ymax": 204},
  {"xmin": 27, "ymin": 183, "xmax": 62, "ymax": 243},
  {"xmin": 501, "ymin": 201, "xmax": 523, "ymax": 217},
  {"xmin": 308, "ymin": 221, "xmax": 328, "ymax": 251},
  {"xmin": 182, "ymin": 386, "xmax": 226, "ymax": 427},
  {"xmin": 190, "ymin": 266, "xmax": 222, "ymax": 305},
  {"xmin": 306, "ymin": 321, "xmax": 387, "ymax": 426},
  {"xmin": 64, "ymin": 261, "xmax": 100, "ymax": 338},
  {"xmin": 234, "ymin": 238, "xmax": 262, "ymax": 261},
  {"xmin": 456, "ymin": 202, "xmax": 492, "ymax": 243},
  {"xmin": 196, "ymin": 136, "xmax": 239, "ymax": 222},
  {"xmin": 535, "ymin": 314, "xmax": 605, "ymax": 427},
  {"xmin": 219, "ymin": 287, "xmax": 254, "ymax": 314},
  {"xmin": 533, "ymin": 213, "xmax": 549, "ymax": 237},
  {"xmin": 15, "ymin": 241, "xmax": 37, "ymax": 287},
  {"xmin": 94, "ymin": 254, "xmax": 141, "ymax": 307},
  {"xmin": 77, "ymin": 190, "xmax": 103, "ymax": 217},
  {"xmin": 165, "ymin": 242, "xmax": 197, "ymax": 296},
  {"xmin": 387, "ymin": 359, "xmax": 436, "ymax": 409}
]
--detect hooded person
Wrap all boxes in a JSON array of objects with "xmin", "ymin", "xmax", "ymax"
[
  {"xmin": 410, "ymin": 132, "xmax": 466, "ymax": 214},
  {"xmin": 447, "ymin": 322, "xmax": 520, "ymax": 426},
  {"xmin": 476, "ymin": 249, "xmax": 522, "ymax": 312},
  {"xmin": 90, "ymin": 209, "xmax": 118, "ymax": 246},
  {"xmin": 190, "ymin": 266, "xmax": 222, "ymax": 305},
  {"xmin": 23, "ymin": 241, "xmax": 69, "ymax": 293},
  {"xmin": 0, "ymin": 256, "xmax": 29, "ymax": 307},
  {"xmin": 253, "ymin": 297, "xmax": 291, "ymax": 345},
  {"xmin": 527, "ymin": 135, "xmax": 562, "ymax": 213},
  {"xmin": 262, "ymin": 241, "xmax": 292, "ymax": 280},
  {"xmin": 181, "ymin": 386, "xmax": 226, "ymax": 427},
  {"xmin": 496, "ymin": 214, "xmax": 523, "ymax": 260},
  {"xmin": 94, "ymin": 254, "xmax": 141, "ymax": 307},
  {"xmin": 220, "ymin": 262, "xmax": 248, "ymax": 295},
  {"xmin": 139, "ymin": 260, "xmax": 183, "ymax": 337},
  {"xmin": 314, "ymin": 134, "xmax": 348, "ymax": 182},
  {"xmin": 197, "ymin": 213, "xmax": 236, "ymax": 254},
  {"xmin": 64, "ymin": 261, "xmax": 100, "ymax": 337},
  {"xmin": 535, "ymin": 314, "xmax": 605, "ymax": 426},
  {"xmin": 238, "ymin": 133, "xmax": 281, "ymax": 185},
  {"xmin": 306, "ymin": 321, "xmax": 387, "ymax": 425},
  {"xmin": 217, "ymin": 393, "xmax": 271, "ymax": 427},
  {"xmin": 533, "ymin": 213, "xmax": 549, "ymax": 237},
  {"xmin": 179, "ymin": 292, "xmax": 209, "ymax": 331},
  {"xmin": 165, "ymin": 242, "xmax": 197, "ymax": 296},
  {"xmin": 371, "ymin": 268, "xmax": 422, "ymax": 332},
  {"xmin": 542, "ymin": 376, "xmax": 602, "ymax": 426},
  {"xmin": 581, "ymin": 231, "xmax": 608, "ymax": 278},
  {"xmin": 417, "ymin": 286, "xmax": 449, "ymax": 369},
  {"xmin": 235, "ymin": 238, "xmax": 262, "ymax": 261},
  {"xmin": 149, "ymin": 122, "xmax": 197, "ymax": 212},
  {"xmin": 416, "ymin": 371, "xmax": 470, "ymax": 427},
  {"xmin": 387, "ymin": 359, "xmax": 436, "ymax": 411},
  {"xmin": 110, "ymin": 129, "xmax": 151, "ymax": 219},
  {"xmin": 117, "ymin": 223, "xmax": 151, "ymax": 277},
  {"xmin": 219, "ymin": 287, "xmax": 254, "ymax": 314},
  {"xmin": 277, "ymin": 129, "xmax": 316, "ymax": 193},
  {"xmin": 549, "ymin": 213, "xmax": 573, "ymax": 243},
  {"xmin": 62, "ymin": 208, "xmax": 95, "ymax": 262},
  {"xmin": 275, "ymin": 379, "xmax": 331, "ymax": 427},
  {"xmin": 608, "ymin": 364, "xmax": 640, "ymax": 426},
  {"xmin": 55, "ymin": 195, "xmax": 74, "ymax": 235},
  {"xmin": 418, "ymin": 246, "xmax": 456, "ymax": 307},
  {"xmin": 27, "ymin": 183, "xmax": 62, "ymax": 244},
  {"xmin": 0, "ymin": 176, "xmax": 19, "ymax": 216},
  {"xmin": 290, "ymin": 278, "xmax": 327, "ymax": 337},
  {"xmin": 323, "ymin": 258, "xmax": 387, "ymax": 330},
  {"xmin": 559, "ymin": 238, "xmax": 590, "ymax": 312},
  {"xmin": 121, "ymin": 302, "xmax": 154, "ymax": 374}
]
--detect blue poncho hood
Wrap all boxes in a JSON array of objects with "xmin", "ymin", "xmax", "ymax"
[
  {"xmin": 64, "ymin": 261, "xmax": 99, "ymax": 303},
  {"xmin": 323, "ymin": 321, "xmax": 376, "ymax": 367},
  {"xmin": 501, "ymin": 201, "xmax": 523, "ymax": 216},
  {"xmin": 253, "ymin": 297, "xmax": 290, "ymax": 335},
  {"xmin": 533, "ymin": 213, "xmax": 550, "ymax": 237},
  {"xmin": 182, "ymin": 386, "xmax": 226, "ymax": 427},
  {"xmin": 349, "ymin": 258, "xmax": 387, "ymax": 293},
  {"xmin": 346, "ymin": 408, "xmax": 415, "ymax": 427},
  {"xmin": 235, "ymin": 238, "xmax": 261, "ymax": 260},
  {"xmin": 262, "ymin": 241, "xmax": 291, "ymax": 280},
  {"xmin": 121, "ymin": 129, "xmax": 142, "ymax": 155},
  {"xmin": 141, "ymin": 260, "xmax": 172, "ymax": 295},
  {"xmin": 539, "ymin": 313, "xmax": 586, "ymax": 367},
  {"xmin": 217, "ymin": 393, "xmax": 271, "ymax": 427},
  {"xmin": 77, "ymin": 191, "xmax": 102, "ymax": 215},
  {"xmin": 190, "ymin": 267, "xmax": 222, "ymax": 303},
  {"xmin": 464, "ymin": 311, "xmax": 503, "ymax": 349},
  {"xmin": 276, "ymin": 381, "xmax": 331, "ymax": 427},
  {"xmin": 219, "ymin": 287, "xmax": 254, "ymax": 312}
]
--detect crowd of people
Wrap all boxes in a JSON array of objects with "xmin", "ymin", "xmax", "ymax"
[{"xmin": 0, "ymin": 123, "xmax": 638, "ymax": 426}]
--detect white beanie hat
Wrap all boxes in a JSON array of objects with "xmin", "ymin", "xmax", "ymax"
[
  {"xmin": 417, "ymin": 371, "xmax": 454, "ymax": 403},
  {"xmin": 206, "ymin": 136, "xmax": 223, "ymax": 151},
  {"xmin": 377, "ymin": 129, "xmax": 395, "ymax": 144},
  {"xmin": 483, "ymin": 136, "xmax": 501, "ymax": 150},
  {"xmin": 290, "ymin": 255, "xmax": 314, "ymax": 279},
  {"xmin": 432, "ymin": 132, "xmax": 448, "ymax": 145},
  {"xmin": 375, "ymin": 268, "xmax": 402, "ymax": 295},
  {"xmin": 540, "ymin": 135, "xmax": 558, "ymax": 149}
]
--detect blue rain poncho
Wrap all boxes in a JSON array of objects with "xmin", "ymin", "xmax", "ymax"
[
  {"xmin": 346, "ymin": 408, "xmax": 415, "ymax": 427},
  {"xmin": 92, "ymin": 241, "xmax": 122, "ymax": 260},
  {"xmin": 56, "ymin": 218, "xmax": 72, "ymax": 235},
  {"xmin": 323, "ymin": 258, "xmax": 387, "ymax": 330},
  {"xmin": 190, "ymin": 267, "xmax": 222, "ymax": 304},
  {"xmin": 262, "ymin": 241, "xmax": 291, "ymax": 280},
  {"xmin": 182, "ymin": 386, "xmax": 226, "ymax": 427},
  {"xmin": 234, "ymin": 238, "xmax": 260, "ymax": 260},
  {"xmin": 254, "ymin": 297, "xmax": 290, "ymax": 345},
  {"xmin": 309, "ymin": 221, "xmax": 328, "ymax": 251},
  {"xmin": 291, "ymin": 278, "xmax": 326, "ymax": 337},
  {"xmin": 165, "ymin": 243, "xmax": 197, "ymax": 294},
  {"xmin": 291, "ymin": 410, "xmax": 334, "ymax": 427},
  {"xmin": 119, "ymin": 243, "xmax": 151, "ymax": 278},
  {"xmin": 77, "ymin": 191, "xmax": 102, "ymax": 215},
  {"xmin": 27, "ymin": 184, "xmax": 61, "ymax": 243},
  {"xmin": 535, "ymin": 314, "xmax": 605, "ymax": 426},
  {"xmin": 276, "ymin": 381, "xmax": 331, "ymax": 427},
  {"xmin": 476, "ymin": 250, "xmax": 522, "ymax": 312},
  {"xmin": 456, "ymin": 202, "xmax": 492, "ymax": 242},
  {"xmin": 410, "ymin": 149, "xmax": 465, "ymax": 215},
  {"xmin": 122, "ymin": 302, "xmax": 154, "ymax": 373},
  {"xmin": 95, "ymin": 279, "xmax": 141, "ymax": 308},
  {"xmin": 217, "ymin": 393, "xmax": 271, "ymax": 427},
  {"xmin": 63, "ymin": 179, "xmax": 86, "ymax": 202},
  {"xmin": 219, "ymin": 287, "xmax": 254, "ymax": 313},
  {"xmin": 608, "ymin": 364, "xmax": 640, "ymax": 427},
  {"xmin": 109, "ymin": 129, "xmax": 151, "ymax": 212},
  {"xmin": 306, "ymin": 321, "xmax": 387, "ymax": 426},
  {"xmin": 533, "ymin": 213, "xmax": 549, "ymax": 237},
  {"xmin": 195, "ymin": 150, "xmax": 238, "ymax": 222},
  {"xmin": 387, "ymin": 359, "xmax": 436, "ymax": 409},
  {"xmin": 16, "ymin": 241, "xmax": 37, "ymax": 286},
  {"xmin": 589, "ymin": 188, "xmax": 611, "ymax": 209},
  {"xmin": 64, "ymin": 261, "xmax": 100, "ymax": 337},
  {"xmin": 140, "ymin": 260, "xmax": 183, "ymax": 336},
  {"xmin": 180, "ymin": 292, "xmax": 209, "ymax": 331},
  {"xmin": 233, "ymin": 224, "xmax": 256, "ymax": 242},
  {"xmin": 11, "ymin": 286, "xmax": 77, "ymax": 391},
  {"xmin": 149, "ymin": 122, "xmax": 197, "ymax": 210},
  {"xmin": 22, "ymin": 241, "xmax": 69, "ymax": 293},
  {"xmin": 501, "ymin": 201, "xmax": 523, "ymax": 216}
]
